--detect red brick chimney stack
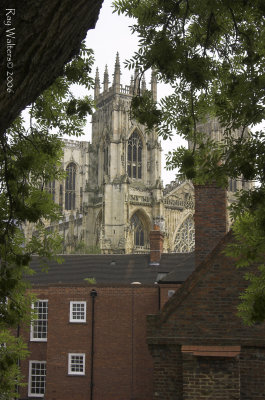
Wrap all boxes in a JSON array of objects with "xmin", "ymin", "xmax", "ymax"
[
  {"xmin": 150, "ymin": 224, "xmax": 164, "ymax": 264},
  {"xmin": 194, "ymin": 183, "xmax": 228, "ymax": 268}
]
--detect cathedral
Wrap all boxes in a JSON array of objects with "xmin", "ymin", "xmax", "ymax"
[{"xmin": 34, "ymin": 54, "xmax": 249, "ymax": 255}]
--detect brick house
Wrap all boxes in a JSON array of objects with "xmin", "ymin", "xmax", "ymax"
[
  {"xmin": 19, "ymin": 183, "xmax": 265, "ymax": 400},
  {"xmin": 147, "ymin": 184, "xmax": 265, "ymax": 400},
  {"xmin": 19, "ymin": 230, "xmax": 194, "ymax": 400}
]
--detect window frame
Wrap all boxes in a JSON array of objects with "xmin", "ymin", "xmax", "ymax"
[
  {"xmin": 69, "ymin": 301, "xmax": 87, "ymax": 323},
  {"xmin": 44, "ymin": 180, "xmax": 55, "ymax": 201},
  {"xmin": 28, "ymin": 360, "xmax": 46, "ymax": 397},
  {"xmin": 30, "ymin": 300, "xmax": 48, "ymax": 342},
  {"xmin": 131, "ymin": 213, "xmax": 145, "ymax": 247},
  {"xmin": 68, "ymin": 353, "xmax": 86, "ymax": 376},
  {"xmin": 127, "ymin": 131, "xmax": 143, "ymax": 179},
  {"xmin": 65, "ymin": 162, "xmax": 76, "ymax": 210}
]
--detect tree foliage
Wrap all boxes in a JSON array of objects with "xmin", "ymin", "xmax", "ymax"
[
  {"xmin": 0, "ymin": 330, "xmax": 29, "ymax": 400},
  {"xmin": 113, "ymin": 0, "xmax": 265, "ymax": 323},
  {"xmin": 0, "ymin": 42, "xmax": 95, "ymax": 396}
]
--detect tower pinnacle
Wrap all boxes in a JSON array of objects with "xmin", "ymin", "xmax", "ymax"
[
  {"xmin": 94, "ymin": 67, "xmax": 100, "ymax": 99},
  {"xmin": 142, "ymin": 73, "xmax": 146, "ymax": 91},
  {"xmin": 134, "ymin": 68, "xmax": 140, "ymax": 95},
  {"xmin": 113, "ymin": 52, "xmax": 121, "ymax": 92},
  {"xmin": 130, "ymin": 75, "xmax": 134, "ymax": 94},
  {"xmin": 103, "ymin": 65, "xmax": 109, "ymax": 92},
  {"xmin": 151, "ymin": 69, "xmax": 157, "ymax": 102}
]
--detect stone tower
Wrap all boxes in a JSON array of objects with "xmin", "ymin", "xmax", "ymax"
[
  {"xmin": 24, "ymin": 54, "xmax": 197, "ymax": 255},
  {"xmin": 83, "ymin": 53, "xmax": 164, "ymax": 254}
]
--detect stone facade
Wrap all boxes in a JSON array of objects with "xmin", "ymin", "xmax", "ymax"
[
  {"xmin": 24, "ymin": 54, "xmax": 197, "ymax": 255},
  {"xmin": 25, "ymin": 54, "xmax": 252, "ymax": 255}
]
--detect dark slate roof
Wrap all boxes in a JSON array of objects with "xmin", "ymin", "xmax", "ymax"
[
  {"xmin": 159, "ymin": 253, "xmax": 195, "ymax": 283},
  {"xmin": 27, "ymin": 253, "xmax": 195, "ymax": 286}
]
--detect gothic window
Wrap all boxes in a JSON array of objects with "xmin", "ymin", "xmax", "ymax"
[
  {"xmin": 174, "ymin": 215, "xmax": 195, "ymax": 253},
  {"xmin": 65, "ymin": 163, "xmax": 76, "ymax": 210},
  {"xmin": 131, "ymin": 213, "xmax": 145, "ymax": 247},
  {"xmin": 80, "ymin": 187, "xmax": 83, "ymax": 212},
  {"xmin": 104, "ymin": 147, "xmax": 109, "ymax": 175},
  {"xmin": 45, "ymin": 180, "xmax": 55, "ymax": 202},
  {"xmin": 127, "ymin": 131, "xmax": 143, "ymax": 179},
  {"xmin": 229, "ymin": 178, "xmax": 237, "ymax": 192},
  {"xmin": 59, "ymin": 184, "xmax": 63, "ymax": 210},
  {"xmin": 95, "ymin": 211, "xmax": 103, "ymax": 245}
]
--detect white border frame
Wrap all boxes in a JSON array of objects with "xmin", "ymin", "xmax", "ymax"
[
  {"xmin": 68, "ymin": 353, "xmax": 85, "ymax": 375},
  {"xmin": 69, "ymin": 301, "xmax": 86, "ymax": 323},
  {"xmin": 30, "ymin": 300, "xmax": 48, "ymax": 342},
  {"xmin": 28, "ymin": 360, "xmax": 46, "ymax": 397}
]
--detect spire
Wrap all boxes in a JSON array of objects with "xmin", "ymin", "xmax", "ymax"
[
  {"xmin": 134, "ymin": 68, "xmax": 140, "ymax": 95},
  {"xmin": 94, "ymin": 67, "xmax": 100, "ymax": 99},
  {"xmin": 103, "ymin": 65, "xmax": 109, "ymax": 92},
  {"xmin": 151, "ymin": 68, "xmax": 157, "ymax": 102},
  {"xmin": 130, "ymin": 75, "xmax": 134, "ymax": 94},
  {"xmin": 142, "ymin": 73, "xmax": 146, "ymax": 92},
  {"xmin": 113, "ymin": 52, "xmax": 121, "ymax": 93}
]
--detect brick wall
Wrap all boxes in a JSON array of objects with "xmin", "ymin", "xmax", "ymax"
[
  {"xmin": 194, "ymin": 184, "xmax": 228, "ymax": 268},
  {"xmin": 182, "ymin": 354, "xmax": 240, "ymax": 400},
  {"xmin": 19, "ymin": 285, "xmax": 158, "ymax": 400},
  {"xmin": 149, "ymin": 344, "xmax": 183, "ymax": 400},
  {"xmin": 147, "ymin": 231, "xmax": 265, "ymax": 399},
  {"xmin": 240, "ymin": 347, "xmax": 265, "ymax": 400}
]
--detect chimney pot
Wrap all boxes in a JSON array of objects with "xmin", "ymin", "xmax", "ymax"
[{"xmin": 150, "ymin": 227, "xmax": 164, "ymax": 264}]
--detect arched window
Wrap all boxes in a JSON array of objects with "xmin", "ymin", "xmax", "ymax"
[
  {"xmin": 45, "ymin": 180, "xmax": 55, "ymax": 202},
  {"xmin": 229, "ymin": 178, "xmax": 237, "ymax": 192},
  {"xmin": 65, "ymin": 163, "xmax": 76, "ymax": 210},
  {"xmin": 95, "ymin": 211, "xmax": 103, "ymax": 245},
  {"xmin": 104, "ymin": 146, "xmax": 109, "ymax": 175},
  {"xmin": 174, "ymin": 215, "xmax": 195, "ymax": 253},
  {"xmin": 127, "ymin": 131, "xmax": 142, "ymax": 179},
  {"xmin": 131, "ymin": 213, "xmax": 145, "ymax": 247}
]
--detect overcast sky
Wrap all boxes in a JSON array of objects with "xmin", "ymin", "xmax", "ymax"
[{"xmin": 83, "ymin": 0, "xmax": 185, "ymax": 185}]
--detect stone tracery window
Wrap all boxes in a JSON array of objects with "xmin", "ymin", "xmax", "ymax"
[
  {"xmin": 45, "ymin": 180, "xmax": 55, "ymax": 202},
  {"xmin": 127, "ymin": 131, "xmax": 142, "ymax": 179},
  {"xmin": 95, "ymin": 211, "xmax": 102, "ymax": 245},
  {"xmin": 104, "ymin": 146, "xmax": 109, "ymax": 175},
  {"xmin": 65, "ymin": 163, "xmax": 76, "ymax": 210},
  {"xmin": 131, "ymin": 213, "xmax": 145, "ymax": 247},
  {"xmin": 174, "ymin": 215, "xmax": 195, "ymax": 253}
]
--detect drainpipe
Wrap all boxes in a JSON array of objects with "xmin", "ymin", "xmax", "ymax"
[
  {"xmin": 90, "ymin": 289, "xmax": 97, "ymax": 400},
  {"xmin": 158, "ymin": 284, "xmax": 161, "ymax": 311},
  {"xmin": 131, "ymin": 287, "xmax": 135, "ymax": 400},
  {"xmin": 16, "ymin": 324, "xmax": 20, "ymax": 398}
]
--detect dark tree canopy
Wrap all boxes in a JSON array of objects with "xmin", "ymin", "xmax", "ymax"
[
  {"xmin": 0, "ymin": 42, "xmax": 95, "ymax": 398},
  {"xmin": 0, "ymin": 0, "xmax": 103, "ymax": 135},
  {"xmin": 114, "ymin": 0, "xmax": 265, "ymax": 324}
]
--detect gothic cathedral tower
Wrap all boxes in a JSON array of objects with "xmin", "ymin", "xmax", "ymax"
[
  {"xmin": 24, "ymin": 54, "xmax": 196, "ymax": 255},
  {"xmin": 84, "ymin": 53, "xmax": 164, "ymax": 254}
]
